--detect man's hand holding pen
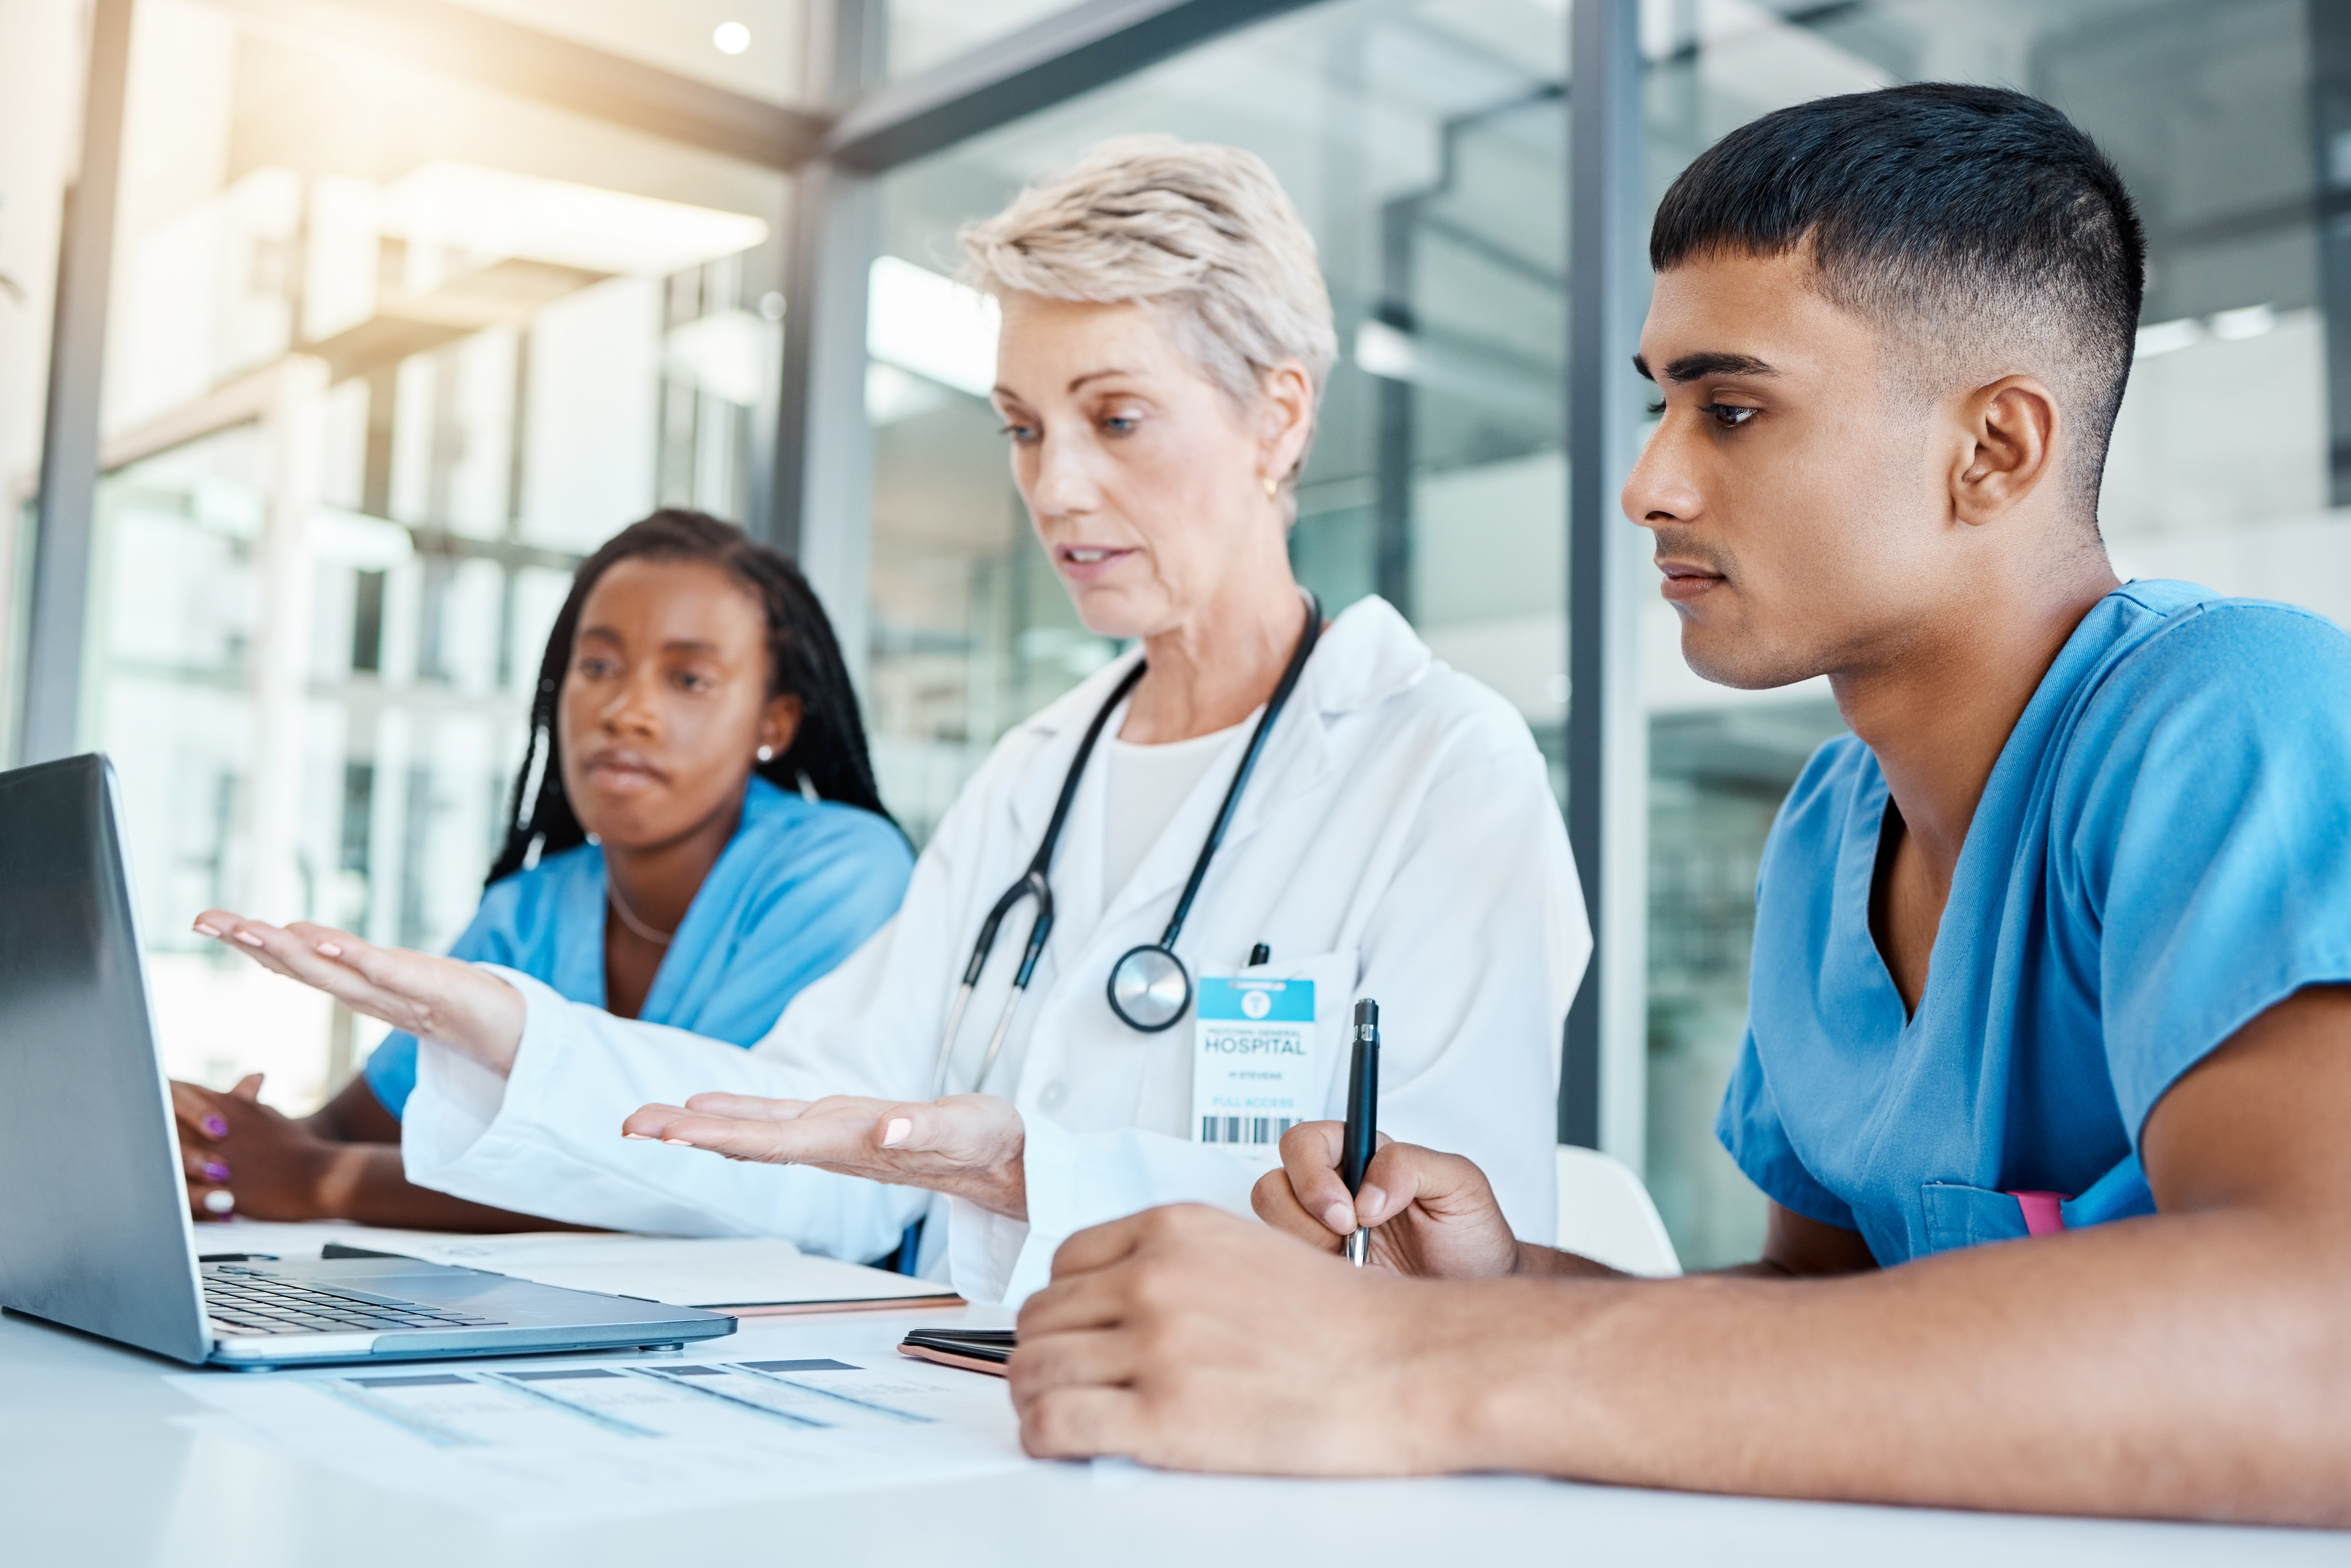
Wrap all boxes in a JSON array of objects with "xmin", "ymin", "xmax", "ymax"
[
  {"xmin": 1009, "ymin": 1203, "xmax": 1450, "ymax": 1475},
  {"xmin": 1249, "ymin": 1123, "xmax": 1527, "ymax": 1278}
]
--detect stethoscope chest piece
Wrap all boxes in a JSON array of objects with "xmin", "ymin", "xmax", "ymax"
[{"xmin": 1107, "ymin": 943, "xmax": 1191, "ymax": 1032}]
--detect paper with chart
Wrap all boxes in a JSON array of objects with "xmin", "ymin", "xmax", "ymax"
[{"xmin": 169, "ymin": 1350, "xmax": 1028, "ymax": 1520}]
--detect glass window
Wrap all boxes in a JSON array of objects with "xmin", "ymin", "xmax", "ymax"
[
  {"xmin": 885, "ymin": 1, "xmax": 1089, "ymax": 79},
  {"xmin": 1639, "ymin": 0, "xmax": 2343, "ymax": 1266},
  {"xmin": 863, "ymin": 0, "xmax": 1569, "ymax": 843},
  {"xmin": 90, "ymin": 0, "xmax": 790, "ymax": 1109}
]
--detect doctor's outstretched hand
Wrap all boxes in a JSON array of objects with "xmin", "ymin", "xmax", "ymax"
[
  {"xmin": 194, "ymin": 909, "xmax": 525, "ymax": 1071},
  {"xmin": 621, "ymin": 1093, "xmax": 1030, "ymax": 1220}
]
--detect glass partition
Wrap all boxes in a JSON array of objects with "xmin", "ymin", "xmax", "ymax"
[
  {"xmin": 1639, "ymin": 0, "xmax": 2339, "ymax": 1265},
  {"xmin": 884, "ymin": 1, "xmax": 1089, "ymax": 79},
  {"xmin": 90, "ymin": 0, "xmax": 790, "ymax": 1109},
  {"xmin": 863, "ymin": 0, "xmax": 1569, "ymax": 843}
]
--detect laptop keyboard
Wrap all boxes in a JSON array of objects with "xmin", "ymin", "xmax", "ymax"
[{"xmin": 203, "ymin": 1266, "xmax": 508, "ymax": 1337}]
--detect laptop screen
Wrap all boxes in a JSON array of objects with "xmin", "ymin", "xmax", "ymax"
[{"xmin": 0, "ymin": 755, "xmax": 211, "ymax": 1363}]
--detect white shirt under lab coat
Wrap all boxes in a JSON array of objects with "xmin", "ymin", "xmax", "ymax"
[{"xmin": 404, "ymin": 596, "xmax": 1591, "ymax": 1305}]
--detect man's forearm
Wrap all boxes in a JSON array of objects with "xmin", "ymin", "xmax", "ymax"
[
  {"xmin": 1509, "ymin": 1241, "xmax": 1622, "ymax": 1277},
  {"xmin": 1430, "ymin": 1212, "xmax": 2351, "ymax": 1524}
]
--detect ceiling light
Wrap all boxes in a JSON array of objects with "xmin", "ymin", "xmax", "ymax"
[
  {"xmin": 379, "ymin": 161, "xmax": 769, "ymax": 286},
  {"xmin": 2208, "ymin": 303, "xmax": 2276, "ymax": 341},
  {"xmin": 713, "ymin": 22, "xmax": 750, "ymax": 55},
  {"xmin": 1354, "ymin": 318, "xmax": 1418, "ymax": 381},
  {"xmin": 2132, "ymin": 318, "xmax": 2201, "ymax": 359}
]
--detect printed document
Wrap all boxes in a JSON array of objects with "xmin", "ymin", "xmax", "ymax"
[{"xmin": 169, "ymin": 1332, "xmax": 1026, "ymax": 1521}]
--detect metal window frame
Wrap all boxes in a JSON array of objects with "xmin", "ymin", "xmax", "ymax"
[
  {"xmin": 1562, "ymin": 0, "xmax": 1645, "ymax": 1158},
  {"xmin": 825, "ymin": 0, "xmax": 1324, "ymax": 171},
  {"xmin": 20, "ymin": 0, "xmax": 133, "ymax": 767},
  {"xmin": 23, "ymin": 0, "xmax": 1645, "ymax": 1163}
]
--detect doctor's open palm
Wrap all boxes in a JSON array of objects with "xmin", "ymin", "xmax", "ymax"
[
  {"xmin": 192, "ymin": 910, "xmax": 527, "ymax": 1066},
  {"xmin": 621, "ymin": 1092, "xmax": 1032, "ymax": 1220},
  {"xmin": 191, "ymin": 908, "xmax": 1036, "ymax": 1218}
]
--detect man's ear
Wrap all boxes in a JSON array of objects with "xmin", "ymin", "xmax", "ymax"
[{"xmin": 1951, "ymin": 375, "xmax": 2060, "ymax": 526}]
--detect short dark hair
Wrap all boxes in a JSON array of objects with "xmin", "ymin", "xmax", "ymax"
[
  {"xmin": 1651, "ymin": 83, "xmax": 2146, "ymax": 510},
  {"xmin": 487, "ymin": 509, "xmax": 899, "ymax": 886}
]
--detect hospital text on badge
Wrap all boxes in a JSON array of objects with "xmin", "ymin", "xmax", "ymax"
[{"xmin": 1192, "ymin": 977, "xmax": 1317, "ymax": 1152}]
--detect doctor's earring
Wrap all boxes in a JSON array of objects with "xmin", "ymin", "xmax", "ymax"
[
  {"xmin": 1262, "ymin": 475, "xmax": 1279, "ymax": 502},
  {"xmin": 756, "ymin": 745, "xmax": 775, "ymax": 763}
]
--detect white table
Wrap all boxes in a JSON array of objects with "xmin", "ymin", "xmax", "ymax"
[{"xmin": 4, "ymin": 1300, "xmax": 2340, "ymax": 1567}]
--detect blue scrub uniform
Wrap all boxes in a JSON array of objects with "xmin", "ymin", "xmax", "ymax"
[
  {"xmin": 1720, "ymin": 581, "xmax": 2351, "ymax": 1265},
  {"xmin": 363, "ymin": 775, "xmax": 914, "ymax": 1119}
]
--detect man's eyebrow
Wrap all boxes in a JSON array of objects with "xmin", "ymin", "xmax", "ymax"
[{"xmin": 1640, "ymin": 350, "xmax": 1779, "ymax": 383}]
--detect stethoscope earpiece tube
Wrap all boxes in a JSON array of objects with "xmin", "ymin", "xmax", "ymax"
[
  {"xmin": 940, "ymin": 593, "xmax": 1323, "ymax": 1085},
  {"xmin": 1149, "ymin": 597, "xmax": 1324, "ymax": 953}
]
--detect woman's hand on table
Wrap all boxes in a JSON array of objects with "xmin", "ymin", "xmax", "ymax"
[
  {"xmin": 192, "ymin": 910, "xmax": 525, "ymax": 1074},
  {"xmin": 172, "ymin": 1073, "xmax": 347, "ymax": 1222},
  {"xmin": 622, "ymin": 1093, "xmax": 1029, "ymax": 1220}
]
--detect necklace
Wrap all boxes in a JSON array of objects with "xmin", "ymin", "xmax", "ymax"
[{"xmin": 605, "ymin": 874, "xmax": 675, "ymax": 947}]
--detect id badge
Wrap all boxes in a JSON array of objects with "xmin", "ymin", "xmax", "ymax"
[{"xmin": 1192, "ymin": 976, "xmax": 1317, "ymax": 1153}]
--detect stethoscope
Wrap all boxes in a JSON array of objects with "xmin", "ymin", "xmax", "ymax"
[{"xmin": 928, "ymin": 591, "xmax": 1324, "ymax": 1096}]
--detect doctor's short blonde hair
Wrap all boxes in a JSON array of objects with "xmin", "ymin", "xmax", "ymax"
[{"xmin": 958, "ymin": 135, "xmax": 1338, "ymax": 470}]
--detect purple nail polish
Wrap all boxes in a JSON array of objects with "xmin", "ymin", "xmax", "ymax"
[
  {"xmin": 203, "ymin": 1162, "xmax": 231, "ymax": 1182},
  {"xmin": 202, "ymin": 1115, "xmax": 228, "ymax": 1138}
]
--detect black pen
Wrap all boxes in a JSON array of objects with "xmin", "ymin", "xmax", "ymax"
[{"xmin": 1339, "ymin": 998, "xmax": 1380, "ymax": 1266}]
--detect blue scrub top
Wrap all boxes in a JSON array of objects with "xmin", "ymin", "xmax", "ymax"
[
  {"xmin": 1720, "ymin": 581, "xmax": 2351, "ymax": 1265},
  {"xmin": 363, "ymin": 775, "xmax": 914, "ymax": 1119}
]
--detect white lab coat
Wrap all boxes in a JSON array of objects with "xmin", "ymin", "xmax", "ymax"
[{"xmin": 404, "ymin": 596, "xmax": 1590, "ymax": 1305}]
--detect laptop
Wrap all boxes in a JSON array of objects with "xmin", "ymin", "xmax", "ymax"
[{"xmin": 0, "ymin": 753, "xmax": 736, "ymax": 1369}]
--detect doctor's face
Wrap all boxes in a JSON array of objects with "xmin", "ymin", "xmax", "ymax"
[
  {"xmin": 557, "ymin": 557, "xmax": 800, "ymax": 852},
  {"xmin": 1621, "ymin": 248, "xmax": 1956, "ymax": 690},
  {"xmin": 993, "ymin": 294, "xmax": 1298, "ymax": 642}
]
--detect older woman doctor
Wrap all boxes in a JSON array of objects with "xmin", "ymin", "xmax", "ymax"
[{"xmin": 199, "ymin": 136, "xmax": 1590, "ymax": 1307}]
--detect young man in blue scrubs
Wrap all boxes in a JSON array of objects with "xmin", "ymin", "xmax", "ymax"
[{"xmin": 1003, "ymin": 85, "xmax": 2351, "ymax": 1523}]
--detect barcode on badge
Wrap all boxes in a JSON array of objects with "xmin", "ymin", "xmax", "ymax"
[{"xmin": 1200, "ymin": 1116, "xmax": 1298, "ymax": 1145}]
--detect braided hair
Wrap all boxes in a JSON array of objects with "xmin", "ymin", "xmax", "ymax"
[{"xmin": 486, "ymin": 509, "xmax": 895, "ymax": 886}]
